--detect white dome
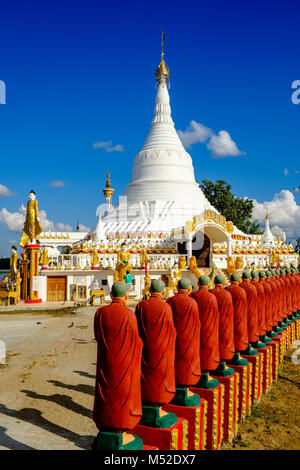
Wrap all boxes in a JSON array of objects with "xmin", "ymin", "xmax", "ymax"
[{"xmin": 123, "ymin": 83, "xmax": 211, "ymax": 214}]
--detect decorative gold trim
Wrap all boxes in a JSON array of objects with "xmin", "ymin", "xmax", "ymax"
[
  {"xmin": 181, "ymin": 419, "xmax": 189, "ymax": 450},
  {"xmin": 170, "ymin": 428, "xmax": 178, "ymax": 450}
]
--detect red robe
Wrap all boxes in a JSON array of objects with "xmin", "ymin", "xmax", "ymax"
[
  {"xmin": 191, "ymin": 286, "xmax": 220, "ymax": 371},
  {"xmin": 93, "ymin": 297, "xmax": 143, "ymax": 431},
  {"xmin": 266, "ymin": 277, "xmax": 280, "ymax": 326},
  {"xmin": 135, "ymin": 293, "xmax": 176, "ymax": 405},
  {"xmin": 211, "ymin": 284, "xmax": 235, "ymax": 361},
  {"xmin": 252, "ymin": 279, "xmax": 266, "ymax": 335},
  {"xmin": 283, "ymin": 276, "xmax": 293, "ymax": 315},
  {"xmin": 239, "ymin": 279, "xmax": 259, "ymax": 342},
  {"xmin": 289, "ymin": 275, "xmax": 298, "ymax": 312},
  {"xmin": 225, "ymin": 281, "xmax": 249, "ymax": 351},
  {"xmin": 261, "ymin": 279, "xmax": 273, "ymax": 331},
  {"xmin": 277, "ymin": 276, "xmax": 287, "ymax": 319},
  {"xmin": 167, "ymin": 289, "xmax": 201, "ymax": 386}
]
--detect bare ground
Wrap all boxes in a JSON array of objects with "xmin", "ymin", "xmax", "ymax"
[{"xmin": 0, "ymin": 307, "xmax": 299, "ymax": 450}]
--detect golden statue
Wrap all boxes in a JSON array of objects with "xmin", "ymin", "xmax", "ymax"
[
  {"xmin": 140, "ymin": 249, "xmax": 150, "ymax": 266},
  {"xmin": 142, "ymin": 273, "xmax": 151, "ymax": 300},
  {"xmin": 178, "ymin": 256, "xmax": 187, "ymax": 270},
  {"xmin": 270, "ymin": 250, "xmax": 278, "ymax": 265},
  {"xmin": 227, "ymin": 256, "xmax": 236, "ymax": 274},
  {"xmin": 40, "ymin": 248, "xmax": 49, "ymax": 267},
  {"xmin": 20, "ymin": 190, "xmax": 43, "ymax": 248},
  {"xmin": 91, "ymin": 248, "xmax": 100, "ymax": 268},
  {"xmin": 234, "ymin": 256, "xmax": 244, "ymax": 270},
  {"xmin": 114, "ymin": 243, "xmax": 132, "ymax": 282},
  {"xmin": 189, "ymin": 255, "xmax": 201, "ymax": 281},
  {"xmin": 10, "ymin": 246, "xmax": 18, "ymax": 282}
]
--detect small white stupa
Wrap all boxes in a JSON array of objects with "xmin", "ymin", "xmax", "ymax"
[{"xmin": 262, "ymin": 212, "xmax": 275, "ymax": 244}]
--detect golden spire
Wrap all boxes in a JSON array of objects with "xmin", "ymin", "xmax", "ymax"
[
  {"xmin": 103, "ymin": 170, "xmax": 114, "ymax": 208},
  {"xmin": 155, "ymin": 29, "xmax": 169, "ymax": 87},
  {"xmin": 106, "ymin": 171, "xmax": 111, "ymax": 189}
]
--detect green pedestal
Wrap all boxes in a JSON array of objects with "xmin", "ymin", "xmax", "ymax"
[
  {"xmin": 170, "ymin": 387, "xmax": 201, "ymax": 407},
  {"xmin": 260, "ymin": 334, "xmax": 272, "ymax": 344},
  {"xmin": 140, "ymin": 405, "xmax": 177, "ymax": 429},
  {"xmin": 92, "ymin": 431, "xmax": 143, "ymax": 450},
  {"xmin": 227, "ymin": 352, "xmax": 248, "ymax": 366},
  {"xmin": 212, "ymin": 361, "xmax": 235, "ymax": 377},
  {"xmin": 273, "ymin": 325, "xmax": 283, "ymax": 333},
  {"xmin": 278, "ymin": 321, "xmax": 288, "ymax": 330},
  {"xmin": 241, "ymin": 344, "xmax": 258, "ymax": 356},
  {"xmin": 251, "ymin": 340, "xmax": 266, "ymax": 349},
  {"xmin": 196, "ymin": 371, "xmax": 219, "ymax": 389},
  {"xmin": 266, "ymin": 329, "xmax": 278, "ymax": 338}
]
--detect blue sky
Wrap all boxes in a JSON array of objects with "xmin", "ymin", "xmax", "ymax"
[{"xmin": 0, "ymin": 0, "xmax": 300, "ymax": 256}]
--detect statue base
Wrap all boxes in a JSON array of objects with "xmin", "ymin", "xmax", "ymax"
[
  {"xmin": 273, "ymin": 325, "xmax": 284, "ymax": 333},
  {"xmin": 241, "ymin": 352, "xmax": 263, "ymax": 404},
  {"xmin": 211, "ymin": 371, "xmax": 239, "ymax": 443},
  {"xmin": 170, "ymin": 387, "xmax": 201, "ymax": 407},
  {"xmin": 231, "ymin": 363, "xmax": 252, "ymax": 421},
  {"xmin": 212, "ymin": 361, "xmax": 235, "ymax": 377},
  {"xmin": 256, "ymin": 345, "xmax": 272, "ymax": 394},
  {"xmin": 190, "ymin": 383, "xmax": 224, "ymax": 450},
  {"xmin": 251, "ymin": 340, "xmax": 266, "ymax": 349},
  {"xmin": 241, "ymin": 345, "xmax": 258, "ymax": 356},
  {"xmin": 195, "ymin": 372, "xmax": 219, "ymax": 389},
  {"xmin": 260, "ymin": 334, "xmax": 272, "ymax": 344},
  {"xmin": 163, "ymin": 398, "xmax": 208, "ymax": 450},
  {"xmin": 227, "ymin": 352, "xmax": 248, "ymax": 367},
  {"xmin": 140, "ymin": 405, "xmax": 177, "ymax": 429},
  {"xmin": 269, "ymin": 337, "xmax": 280, "ymax": 381},
  {"xmin": 92, "ymin": 431, "xmax": 143, "ymax": 450},
  {"xmin": 132, "ymin": 416, "xmax": 188, "ymax": 450},
  {"xmin": 266, "ymin": 329, "xmax": 278, "ymax": 339}
]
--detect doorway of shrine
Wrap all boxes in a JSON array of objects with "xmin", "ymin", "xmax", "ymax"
[{"xmin": 192, "ymin": 232, "xmax": 210, "ymax": 268}]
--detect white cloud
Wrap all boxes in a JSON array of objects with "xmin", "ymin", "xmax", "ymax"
[
  {"xmin": 251, "ymin": 189, "xmax": 300, "ymax": 239},
  {"xmin": 0, "ymin": 208, "xmax": 24, "ymax": 231},
  {"xmin": 0, "ymin": 207, "xmax": 73, "ymax": 233},
  {"xmin": 206, "ymin": 130, "xmax": 245, "ymax": 158},
  {"xmin": 93, "ymin": 140, "xmax": 124, "ymax": 152},
  {"xmin": 177, "ymin": 121, "xmax": 212, "ymax": 148},
  {"xmin": 178, "ymin": 121, "xmax": 244, "ymax": 158},
  {"xmin": 283, "ymin": 168, "xmax": 289, "ymax": 176},
  {"xmin": 0, "ymin": 184, "xmax": 15, "ymax": 196},
  {"xmin": 49, "ymin": 181, "xmax": 65, "ymax": 187}
]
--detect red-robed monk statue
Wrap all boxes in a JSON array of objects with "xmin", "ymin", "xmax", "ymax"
[
  {"xmin": 191, "ymin": 275, "xmax": 220, "ymax": 388},
  {"xmin": 166, "ymin": 278, "xmax": 201, "ymax": 406},
  {"xmin": 239, "ymin": 271, "xmax": 262, "ymax": 354},
  {"xmin": 135, "ymin": 279, "xmax": 178, "ymax": 428},
  {"xmin": 225, "ymin": 273, "xmax": 249, "ymax": 365},
  {"xmin": 92, "ymin": 282, "xmax": 143, "ymax": 450},
  {"xmin": 210, "ymin": 274, "xmax": 235, "ymax": 376}
]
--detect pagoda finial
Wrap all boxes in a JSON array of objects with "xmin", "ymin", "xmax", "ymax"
[
  {"xmin": 155, "ymin": 29, "xmax": 169, "ymax": 88},
  {"xmin": 106, "ymin": 171, "xmax": 111, "ymax": 189},
  {"xmin": 103, "ymin": 170, "xmax": 114, "ymax": 209}
]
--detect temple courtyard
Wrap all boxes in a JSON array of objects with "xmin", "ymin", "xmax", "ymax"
[{"xmin": 0, "ymin": 305, "xmax": 299, "ymax": 451}]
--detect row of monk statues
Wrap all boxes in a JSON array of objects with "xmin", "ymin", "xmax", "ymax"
[{"xmin": 92, "ymin": 266, "xmax": 300, "ymax": 449}]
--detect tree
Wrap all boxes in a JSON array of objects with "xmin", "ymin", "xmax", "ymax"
[
  {"xmin": 295, "ymin": 237, "xmax": 300, "ymax": 253},
  {"xmin": 200, "ymin": 179, "xmax": 262, "ymax": 234}
]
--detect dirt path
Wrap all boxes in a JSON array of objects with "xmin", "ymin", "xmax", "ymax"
[{"xmin": 0, "ymin": 308, "xmax": 299, "ymax": 450}]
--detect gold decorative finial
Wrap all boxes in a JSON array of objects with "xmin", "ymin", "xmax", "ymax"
[
  {"xmin": 103, "ymin": 170, "xmax": 114, "ymax": 208},
  {"xmin": 155, "ymin": 29, "xmax": 169, "ymax": 88},
  {"xmin": 106, "ymin": 171, "xmax": 111, "ymax": 189}
]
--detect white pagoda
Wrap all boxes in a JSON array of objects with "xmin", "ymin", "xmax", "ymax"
[{"xmin": 36, "ymin": 33, "xmax": 297, "ymax": 303}]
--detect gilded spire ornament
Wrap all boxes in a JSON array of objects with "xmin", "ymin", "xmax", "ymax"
[
  {"xmin": 103, "ymin": 170, "xmax": 114, "ymax": 209},
  {"xmin": 155, "ymin": 29, "xmax": 170, "ymax": 88}
]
